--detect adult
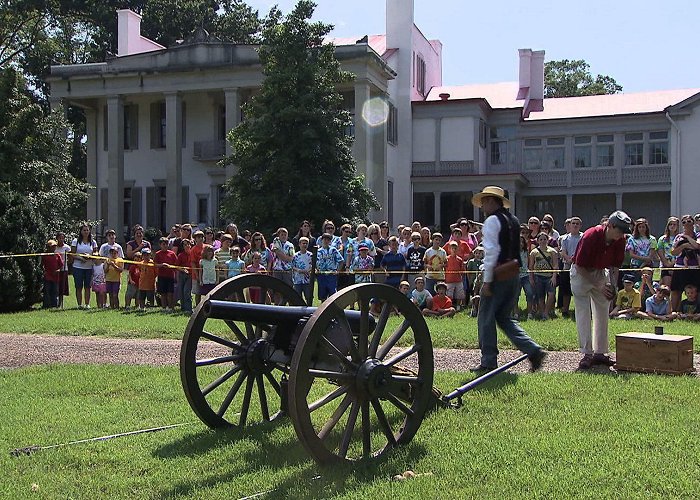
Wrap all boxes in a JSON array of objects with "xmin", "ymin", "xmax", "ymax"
[
  {"xmin": 316, "ymin": 220, "xmax": 342, "ymax": 250},
  {"xmin": 368, "ymin": 223, "xmax": 389, "ymax": 271},
  {"xmin": 469, "ymin": 186, "xmax": 546, "ymax": 373},
  {"xmin": 271, "ymin": 227, "xmax": 295, "ymax": 291},
  {"xmin": 338, "ymin": 223, "xmax": 355, "ymax": 290},
  {"xmin": 167, "ymin": 225, "xmax": 181, "ymax": 249},
  {"xmin": 526, "ymin": 217, "xmax": 541, "ymax": 249},
  {"xmin": 98, "ymin": 229, "xmax": 125, "ymax": 259},
  {"xmin": 541, "ymin": 213, "xmax": 561, "ymax": 240},
  {"xmin": 70, "ymin": 223, "xmax": 98, "ymax": 309},
  {"xmin": 126, "ymin": 225, "xmax": 151, "ymax": 261},
  {"xmin": 419, "ymin": 226, "xmax": 432, "ymax": 248},
  {"xmin": 55, "ymin": 231, "xmax": 71, "ymax": 308},
  {"xmin": 570, "ymin": 210, "xmax": 632, "ymax": 369},
  {"xmin": 670, "ymin": 215, "xmax": 700, "ymax": 311},
  {"xmin": 656, "ymin": 216, "xmax": 680, "ymax": 287},
  {"xmin": 626, "ymin": 217, "xmax": 657, "ymax": 279},
  {"xmin": 292, "ymin": 220, "xmax": 317, "ymax": 254},
  {"xmin": 244, "ymin": 232, "xmax": 273, "ymax": 271},
  {"xmin": 204, "ymin": 227, "xmax": 220, "ymax": 250},
  {"xmin": 558, "ymin": 216, "xmax": 583, "ymax": 318},
  {"xmin": 171, "ymin": 224, "xmax": 192, "ymax": 256},
  {"xmin": 225, "ymin": 223, "xmax": 249, "ymax": 253},
  {"xmin": 378, "ymin": 221, "xmax": 391, "ymax": 240}
]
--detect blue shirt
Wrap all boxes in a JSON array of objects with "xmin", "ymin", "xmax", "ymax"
[
  {"xmin": 381, "ymin": 252, "xmax": 407, "ymax": 286},
  {"xmin": 291, "ymin": 251, "xmax": 313, "ymax": 284},
  {"xmin": 226, "ymin": 258, "xmax": 245, "ymax": 278},
  {"xmin": 316, "ymin": 246, "xmax": 343, "ymax": 272},
  {"xmin": 645, "ymin": 296, "xmax": 669, "ymax": 315}
]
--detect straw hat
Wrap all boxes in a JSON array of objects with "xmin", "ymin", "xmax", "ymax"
[{"xmin": 471, "ymin": 186, "xmax": 511, "ymax": 209}]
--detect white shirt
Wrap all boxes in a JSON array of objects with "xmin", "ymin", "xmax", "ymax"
[
  {"xmin": 480, "ymin": 214, "xmax": 502, "ymax": 284},
  {"xmin": 99, "ymin": 242, "xmax": 124, "ymax": 259}
]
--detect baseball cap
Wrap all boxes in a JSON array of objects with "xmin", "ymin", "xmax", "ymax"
[
  {"xmin": 435, "ymin": 282, "xmax": 447, "ymax": 291},
  {"xmin": 608, "ymin": 210, "xmax": 633, "ymax": 234},
  {"xmin": 358, "ymin": 244, "xmax": 369, "ymax": 251},
  {"xmin": 622, "ymin": 274, "xmax": 635, "ymax": 283},
  {"xmin": 141, "ymin": 248, "xmax": 151, "ymax": 254}
]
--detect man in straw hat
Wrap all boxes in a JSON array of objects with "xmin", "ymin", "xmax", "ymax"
[{"xmin": 470, "ymin": 186, "xmax": 546, "ymax": 373}]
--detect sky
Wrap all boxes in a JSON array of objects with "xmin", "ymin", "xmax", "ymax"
[{"xmin": 246, "ymin": 0, "xmax": 700, "ymax": 93}]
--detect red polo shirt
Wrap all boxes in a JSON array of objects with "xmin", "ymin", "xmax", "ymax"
[{"xmin": 572, "ymin": 225, "xmax": 625, "ymax": 270}]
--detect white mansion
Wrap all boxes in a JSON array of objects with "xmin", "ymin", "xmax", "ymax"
[{"xmin": 48, "ymin": 1, "xmax": 700, "ymax": 239}]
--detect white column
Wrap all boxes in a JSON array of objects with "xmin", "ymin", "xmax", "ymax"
[
  {"xmin": 433, "ymin": 191, "xmax": 441, "ymax": 229},
  {"xmin": 566, "ymin": 194, "xmax": 573, "ymax": 218},
  {"xmin": 165, "ymin": 92, "xmax": 182, "ymax": 229},
  {"xmin": 615, "ymin": 192, "xmax": 623, "ymax": 209},
  {"xmin": 224, "ymin": 87, "xmax": 240, "ymax": 178},
  {"xmin": 85, "ymin": 108, "xmax": 98, "ymax": 224},
  {"xmin": 106, "ymin": 95, "xmax": 125, "ymax": 238}
]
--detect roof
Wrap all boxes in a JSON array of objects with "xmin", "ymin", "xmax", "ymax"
[
  {"xmin": 327, "ymin": 35, "xmax": 387, "ymax": 56},
  {"xmin": 426, "ymin": 83, "xmax": 700, "ymax": 121}
]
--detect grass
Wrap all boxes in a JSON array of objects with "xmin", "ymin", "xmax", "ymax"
[
  {"xmin": 2, "ymin": 365, "xmax": 699, "ymax": 498},
  {"xmin": 1, "ymin": 278, "xmax": 698, "ymax": 352}
]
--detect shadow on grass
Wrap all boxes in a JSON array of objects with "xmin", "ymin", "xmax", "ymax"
[{"xmin": 155, "ymin": 420, "xmax": 428, "ymax": 498}]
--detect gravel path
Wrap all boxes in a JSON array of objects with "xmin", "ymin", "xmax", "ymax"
[{"xmin": 4, "ymin": 333, "xmax": 697, "ymax": 375}]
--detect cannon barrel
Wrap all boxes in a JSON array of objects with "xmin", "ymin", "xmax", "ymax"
[{"xmin": 203, "ymin": 299, "xmax": 374, "ymax": 332}]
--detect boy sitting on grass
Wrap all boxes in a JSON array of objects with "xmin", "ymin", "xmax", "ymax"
[
  {"xmin": 636, "ymin": 284, "xmax": 676, "ymax": 321},
  {"xmin": 609, "ymin": 274, "xmax": 641, "ymax": 319},
  {"xmin": 423, "ymin": 282, "xmax": 456, "ymax": 318},
  {"xmin": 678, "ymin": 284, "xmax": 700, "ymax": 320},
  {"xmin": 410, "ymin": 276, "xmax": 432, "ymax": 311}
]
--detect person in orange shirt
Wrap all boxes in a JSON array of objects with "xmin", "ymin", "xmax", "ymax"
[
  {"xmin": 190, "ymin": 230, "xmax": 205, "ymax": 305},
  {"xmin": 138, "ymin": 248, "xmax": 157, "ymax": 310},
  {"xmin": 423, "ymin": 282, "xmax": 456, "ymax": 318},
  {"xmin": 444, "ymin": 241, "xmax": 465, "ymax": 310}
]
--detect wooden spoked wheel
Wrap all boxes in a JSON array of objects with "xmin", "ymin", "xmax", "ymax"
[
  {"xmin": 288, "ymin": 283, "xmax": 434, "ymax": 465},
  {"xmin": 180, "ymin": 274, "xmax": 305, "ymax": 428}
]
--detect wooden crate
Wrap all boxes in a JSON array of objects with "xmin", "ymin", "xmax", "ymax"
[{"xmin": 615, "ymin": 332, "xmax": 695, "ymax": 375}]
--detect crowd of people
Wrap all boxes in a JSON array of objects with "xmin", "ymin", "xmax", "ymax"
[{"xmin": 40, "ymin": 211, "xmax": 700, "ymax": 324}]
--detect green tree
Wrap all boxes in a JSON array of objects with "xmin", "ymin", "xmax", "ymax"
[
  {"xmin": 0, "ymin": 67, "xmax": 89, "ymax": 311},
  {"xmin": 221, "ymin": 0, "xmax": 378, "ymax": 235},
  {"xmin": 544, "ymin": 59, "xmax": 622, "ymax": 98}
]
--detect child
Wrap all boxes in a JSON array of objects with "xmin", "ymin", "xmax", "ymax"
[
  {"xmin": 125, "ymin": 251, "xmax": 141, "ymax": 311},
  {"xmin": 245, "ymin": 251, "xmax": 267, "ymax": 303},
  {"xmin": 291, "ymin": 237, "xmax": 313, "ymax": 305},
  {"xmin": 399, "ymin": 280, "xmax": 411, "ymax": 297},
  {"xmin": 55, "ymin": 232, "xmax": 71, "ymax": 308},
  {"xmin": 214, "ymin": 234, "xmax": 233, "ymax": 283},
  {"xmin": 529, "ymin": 234, "xmax": 558, "ymax": 320},
  {"xmin": 678, "ymin": 284, "xmax": 700, "ymax": 320},
  {"xmin": 138, "ymin": 248, "xmax": 157, "ymax": 310},
  {"xmin": 380, "ymin": 236, "xmax": 408, "ymax": 288},
  {"xmin": 423, "ymin": 282, "xmax": 456, "ymax": 318},
  {"xmin": 315, "ymin": 233, "xmax": 344, "ymax": 301},
  {"xmin": 609, "ymin": 274, "xmax": 641, "ymax": 319},
  {"xmin": 445, "ymin": 241, "xmax": 466, "ymax": 311},
  {"xmin": 350, "ymin": 244, "xmax": 374, "ymax": 284},
  {"xmin": 638, "ymin": 267, "xmax": 656, "ymax": 303},
  {"xmin": 405, "ymin": 231, "xmax": 426, "ymax": 287},
  {"xmin": 199, "ymin": 245, "xmax": 218, "ymax": 297},
  {"xmin": 423, "ymin": 232, "xmax": 446, "ymax": 295},
  {"xmin": 470, "ymin": 262, "xmax": 485, "ymax": 317},
  {"xmin": 226, "ymin": 246, "xmax": 245, "ymax": 278},
  {"xmin": 466, "ymin": 246, "xmax": 484, "ymax": 298},
  {"xmin": 155, "ymin": 237, "xmax": 178, "ymax": 312},
  {"xmin": 176, "ymin": 240, "xmax": 193, "ymax": 313},
  {"xmin": 91, "ymin": 251, "xmax": 107, "ymax": 309},
  {"xmin": 410, "ymin": 276, "xmax": 432, "ymax": 311},
  {"xmin": 104, "ymin": 247, "xmax": 124, "ymax": 309},
  {"xmin": 42, "ymin": 239, "xmax": 63, "ymax": 308},
  {"xmin": 637, "ymin": 285, "xmax": 675, "ymax": 321}
]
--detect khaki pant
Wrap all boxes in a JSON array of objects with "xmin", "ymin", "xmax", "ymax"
[{"xmin": 570, "ymin": 264, "xmax": 611, "ymax": 355}]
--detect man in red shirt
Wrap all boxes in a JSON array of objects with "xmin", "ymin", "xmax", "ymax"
[
  {"xmin": 155, "ymin": 237, "xmax": 178, "ymax": 312},
  {"xmin": 571, "ymin": 210, "xmax": 632, "ymax": 369}
]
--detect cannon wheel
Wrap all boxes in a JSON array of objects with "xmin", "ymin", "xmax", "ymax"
[
  {"xmin": 181, "ymin": 274, "xmax": 305, "ymax": 428},
  {"xmin": 289, "ymin": 283, "xmax": 434, "ymax": 465}
]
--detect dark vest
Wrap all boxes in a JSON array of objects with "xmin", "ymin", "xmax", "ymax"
[{"xmin": 493, "ymin": 208, "xmax": 521, "ymax": 266}]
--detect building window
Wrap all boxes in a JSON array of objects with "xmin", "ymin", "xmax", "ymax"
[
  {"xmin": 218, "ymin": 105, "xmax": 226, "ymax": 141},
  {"xmin": 490, "ymin": 141, "xmax": 507, "ymax": 165},
  {"xmin": 124, "ymin": 104, "xmax": 138, "ymax": 150},
  {"xmin": 197, "ymin": 196, "xmax": 209, "ymax": 225},
  {"xmin": 387, "ymin": 180, "xmax": 393, "ymax": 228},
  {"xmin": 523, "ymin": 138, "xmax": 543, "ymax": 170},
  {"xmin": 649, "ymin": 131, "xmax": 668, "ymax": 164},
  {"xmin": 545, "ymin": 137, "xmax": 565, "ymax": 169},
  {"xmin": 413, "ymin": 192, "xmax": 435, "ymax": 227},
  {"xmin": 123, "ymin": 187, "xmax": 132, "ymax": 231},
  {"xmin": 624, "ymin": 132, "xmax": 644, "ymax": 166},
  {"xmin": 415, "ymin": 55, "xmax": 426, "ymax": 96},
  {"xmin": 596, "ymin": 134, "xmax": 614, "ymax": 167},
  {"xmin": 158, "ymin": 186, "xmax": 167, "ymax": 233},
  {"xmin": 150, "ymin": 101, "xmax": 166, "ymax": 148},
  {"xmin": 574, "ymin": 136, "xmax": 592, "ymax": 168},
  {"xmin": 387, "ymin": 102, "xmax": 398, "ymax": 145}
]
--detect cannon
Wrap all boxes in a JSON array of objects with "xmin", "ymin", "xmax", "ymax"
[{"xmin": 180, "ymin": 274, "xmax": 527, "ymax": 465}]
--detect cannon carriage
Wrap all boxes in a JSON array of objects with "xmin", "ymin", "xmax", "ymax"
[{"xmin": 180, "ymin": 274, "xmax": 435, "ymax": 465}]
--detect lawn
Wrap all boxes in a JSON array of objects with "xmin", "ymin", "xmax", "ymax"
[
  {"xmin": 1, "ymin": 280, "xmax": 698, "ymax": 352},
  {"xmin": 2, "ymin": 365, "xmax": 699, "ymax": 498}
]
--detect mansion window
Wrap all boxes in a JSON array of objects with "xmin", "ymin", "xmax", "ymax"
[
  {"xmin": 574, "ymin": 136, "xmax": 592, "ymax": 168},
  {"xmin": 414, "ymin": 54, "xmax": 426, "ymax": 96},
  {"xmin": 490, "ymin": 141, "xmax": 507, "ymax": 165},
  {"xmin": 596, "ymin": 134, "xmax": 615, "ymax": 167},
  {"xmin": 545, "ymin": 137, "xmax": 565, "ymax": 169},
  {"xmin": 387, "ymin": 102, "xmax": 398, "ymax": 145},
  {"xmin": 523, "ymin": 137, "xmax": 565, "ymax": 170},
  {"xmin": 624, "ymin": 132, "xmax": 644, "ymax": 165},
  {"xmin": 649, "ymin": 131, "xmax": 668, "ymax": 164},
  {"xmin": 103, "ymin": 103, "xmax": 138, "ymax": 150},
  {"xmin": 523, "ymin": 139, "xmax": 543, "ymax": 170}
]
